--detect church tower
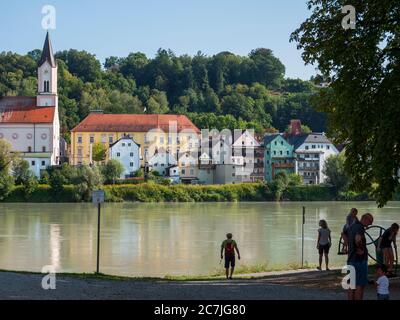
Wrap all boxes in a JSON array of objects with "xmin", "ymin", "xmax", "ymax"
[{"xmin": 37, "ymin": 31, "xmax": 58, "ymax": 107}]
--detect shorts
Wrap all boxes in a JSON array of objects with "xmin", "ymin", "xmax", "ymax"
[
  {"xmin": 348, "ymin": 260, "xmax": 369, "ymax": 287},
  {"xmin": 318, "ymin": 243, "xmax": 331, "ymax": 255},
  {"xmin": 225, "ymin": 254, "xmax": 235, "ymax": 269},
  {"xmin": 377, "ymin": 294, "xmax": 390, "ymax": 300}
]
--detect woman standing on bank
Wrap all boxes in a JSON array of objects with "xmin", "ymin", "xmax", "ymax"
[{"xmin": 317, "ymin": 219, "xmax": 332, "ymax": 271}]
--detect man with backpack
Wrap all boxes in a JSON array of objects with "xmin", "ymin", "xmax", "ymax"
[{"xmin": 220, "ymin": 233, "xmax": 241, "ymax": 280}]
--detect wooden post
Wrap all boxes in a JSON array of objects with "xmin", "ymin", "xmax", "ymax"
[
  {"xmin": 302, "ymin": 206, "xmax": 305, "ymax": 268},
  {"xmin": 96, "ymin": 202, "xmax": 101, "ymax": 274}
]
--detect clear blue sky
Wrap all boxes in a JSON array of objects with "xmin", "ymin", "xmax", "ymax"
[{"xmin": 0, "ymin": 0, "xmax": 317, "ymax": 79}]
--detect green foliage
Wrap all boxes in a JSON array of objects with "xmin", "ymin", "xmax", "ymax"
[
  {"xmin": 0, "ymin": 47, "xmax": 325, "ymax": 140},
  {"xmin": 49, "ymin": 169, "xmax": 66, "ymax": 199},
  {"xmin": 92, "ymin": 143, "xmax": 107, "ymax": 162},
  {"xmin": 11, "ymin": 158, "xmax": 38, "ymax": 199},
  {"xmin": 71, "ymin": 165, "xmax": 104, "ymax": 201},
  {"xmin": 12, "ymin": 159, "xmax": 31, "ymax": 185},
  {"xmin": 0, "ymin": 174, "xmax": 14, "ymax": 201},
  {"xmin": 0, "ymin": 140, "xmax": 15, "ymax": 200},
  {"xmin": 323, "ymin": 153, "xmax": 350, "ymax": 193},
  {"xmin": 101, "ymin": 159, "xmax": 124, "ymax": 184},
  {"xmin": 268, "ymin": 172, "xmax": 303, "ymax": 200},
  {"xmin": 291, "ymin": 0, "xmax": 400, "ymax": 206}
]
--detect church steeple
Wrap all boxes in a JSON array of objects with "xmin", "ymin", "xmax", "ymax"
[
  {"xmin": 38, "ymin": 31, "xmax": 56, "ymax": 68},
  {"xmin": 37, "ymin": 32, "xmax": 58, "ymax": 106}
]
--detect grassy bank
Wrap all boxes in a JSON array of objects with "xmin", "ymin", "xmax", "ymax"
[
  {"xmin": 0, "ymin": 262, "xmax": 318, "ymax": 282},
  {"xmin": 2, "ymin": 183, "xmax": 379, "ymax": 203}
]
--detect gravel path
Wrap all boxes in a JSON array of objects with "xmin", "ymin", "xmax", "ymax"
[
  {"xmin": 0, "ymin": 270, "xmax": 397, "ymax": 300},
  {"xmin": 0, "ymin": 271, "xmax": 341, "ymax": 300}
]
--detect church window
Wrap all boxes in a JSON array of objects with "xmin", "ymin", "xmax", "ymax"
[{"xmin": 42, "ymin": 146, "xmax": 46, "ymax": 152}]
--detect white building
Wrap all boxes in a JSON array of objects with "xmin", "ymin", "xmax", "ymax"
[
  {"xmin": 0, "ymin": 32, "xmax": 60, "ymax": 177},
  {"xmin": 148, "ymin": 151, "xmax": 177, "ymax": 176},
  {"xmin": 109, "ymin": 136, "xmax": 141, "ymax": 178},
  {"xmin": 289, "ymin": 133, "xmax": 339, "ymax": 184}
]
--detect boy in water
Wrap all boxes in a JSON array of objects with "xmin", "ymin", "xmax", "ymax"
[{"xmin": 221, "ymin": 233, "xmax": 241, "ymax": 280}]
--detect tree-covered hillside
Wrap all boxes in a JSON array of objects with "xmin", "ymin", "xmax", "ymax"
[{"xmin": 0, "ymin": 47, "xmax": 326, "ymax": 140}]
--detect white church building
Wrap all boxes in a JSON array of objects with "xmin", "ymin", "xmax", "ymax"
[{"xmin": 0, "ymin": 32, "xmax": 60, "ymax": 177}]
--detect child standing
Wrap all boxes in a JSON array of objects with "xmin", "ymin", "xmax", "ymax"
[{"xmin": 376, "ymin": 264, "xmax": 390, "ymax": 300}]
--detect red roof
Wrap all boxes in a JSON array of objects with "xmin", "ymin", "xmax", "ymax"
[
  {"xmin": 0, "ymin": 105, "xmax": 55, "ymax": 124},
  {"xmin": 71, "ymin": 113, "xmax": 200, "ymax": 133}
]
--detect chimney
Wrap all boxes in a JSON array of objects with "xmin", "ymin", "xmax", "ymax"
[{"xmin": 289, "ymin": 119, "xmax": 302, "ymax": 136}]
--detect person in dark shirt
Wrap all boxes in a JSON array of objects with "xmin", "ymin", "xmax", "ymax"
[
  {"xmin": 347, "ymin": 213, "xmax": 374, "ymax": 300},
  {"xmin": 220, "ymin": 233, "xmax": 241, "ymax": 280},
  {"xmin": 378, "ymin": 223, "xmax": 399, "ymax": 276}
]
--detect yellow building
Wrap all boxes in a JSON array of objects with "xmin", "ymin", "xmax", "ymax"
[{"xmin": 70, "ymin": 112, "xmax": 200, "ymax": 166}]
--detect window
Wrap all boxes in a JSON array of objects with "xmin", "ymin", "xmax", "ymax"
[
  {"xmin": 101, "ymin": 135, "xmax": 107, "ymax": 143},
  {"xmin": 130, "ymin": 152, "xmax": 134, "ymax": 157},
  {"xmin": 273, "ymin": 151, "xmax": 276, "ymax": 155},
  {"xmin": 90, "ymin": 136, "xmax": 94, "ymax": 144},
  {"xmin": 117, "ymin": 153, "xmax": 121, "ymax": 157},
  {"xmin": 287, "ymin": 151, "xmax": 289, "ymax": 155},
  {"xmin": 266, "ymin": 151, "xmax": 270, "ymax": 155},
  {"xmin": 28, "ymin": 146, "xmax": 32, "ymax": 153},
  {"xmin": 274, "ymin": 141, "xmax": 277, "ymax": 145},
  {"xmin": 122, "ymin": 143, "xmax": 125, "ymax": 147},
  {"xmin": 41, "ymin": 161, "xmax": 46, "ymax": 167},
  {"xmin": 190, "ymin": 169, "xmax": 194, "ymax": 175},
  {"xmin": 77, "ymin": 136, "xmax": 82, "ymax": 144},
  {"xmin": 130, "ymin": 162, "xmax": 134, "ymax": 167},
  {"xmin": 77, "ymin": 148, "xmax": 82, "ymax": 156},
  {"xmin": 161, "ymin": 163, "xmax": 165, "ymax": 167},
  {"xmin": 280, "ymin": 151, "xmax": 283, "ymax": 155},
  {"xmin": 31, "ymin": 161, "xmax": 35, "ymax": 166},
  {"xmin": 312, "ymin": 145, "xmax": 316, "ymax": 149},
  {"xmin": 109, "ymin": 136, "xmax": 113, "ymax": 144},
  {"xmin": 44, "ymin": 81, "xmax": 50, "ymax": 92},
  {"xmin": 327, "ymin": 145, "xmax": 330, "ymax": 150},
  {"xmin": 128, "ymin": 143, "xmax": 132, "ymax": 147},
  {"xmin": 42, "ymin": 146, "xmax": 46, "ymax": 152},
  {"xmin": 181, "ymin": 169, "xmax": 186, "ymax": 174},
  {"xmin": 160, "ymin": 137, "xmax": 164, "ymax": 144},
  {"xmin": 281, "ymin": 141, "xmax": 283, "ymax": 145},
  {"xmin": 305, "ymin": 146, "xmax": 309, "ymax": 150}
]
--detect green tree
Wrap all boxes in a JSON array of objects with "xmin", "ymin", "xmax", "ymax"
[
  {"xmin": 323, "ymin": 153, "xmax": 350, "ymax": 194},
  {"xmin": 12, "ymin": 159, "xmax": 31, "ymax": 185},
  {"xmin": 0, "ymin": 140, "xmax": 15, "ymax": 201},
  {"xmin": 49, "ymin": 169, "xmax": 66, "ymax": 199},
  {"xmin": 72, "ymin": 165, "xmax": 104, "ymax": 201},
  {"xmin": 291, "ymin": 0, "xmax": 400, "ymax": 206},
  {"xmin": 92, "ymin": 143, "xmax": 107, "ymax": 163},
  {"xmin": 101, "ymin": 160, "xmax": 124, "ymax": 184}
]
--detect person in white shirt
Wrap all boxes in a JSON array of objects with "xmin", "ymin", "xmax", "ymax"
[{"xmin": 376, "ymin": 264, "xmax": 390, "ymax": 300}]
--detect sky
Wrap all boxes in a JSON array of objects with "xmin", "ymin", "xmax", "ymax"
[{"xmin": 0, "ymin": 0, "xmax": 317, "ymax": 79}]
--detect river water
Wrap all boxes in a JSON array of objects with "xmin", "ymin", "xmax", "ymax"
[{"xmin": 0, "ymin": 202, "xmax": 399, "ymax": 277}]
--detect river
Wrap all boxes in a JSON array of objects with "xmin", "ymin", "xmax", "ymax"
[{"xmin": 0, "ymin": 202, "xmax": 398, "ymax": 277}]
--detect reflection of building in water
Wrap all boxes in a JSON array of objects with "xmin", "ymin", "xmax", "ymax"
[{"xmin": 49, "ymin": 224, "xmax": 61, "ymax": 270}]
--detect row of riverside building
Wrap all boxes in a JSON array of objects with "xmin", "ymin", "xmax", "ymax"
[{"xmin": 0, "ymin": 33, "xmax": 340, "ymax": 185}]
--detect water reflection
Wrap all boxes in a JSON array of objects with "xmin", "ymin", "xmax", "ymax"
[{"xmin": 0, "ymin": 202, "xmax": 398, "ymax": 277}]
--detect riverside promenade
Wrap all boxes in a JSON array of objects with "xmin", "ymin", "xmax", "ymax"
[{"xmin": 1, "ymin": 269, "xmax": 398, "ymax": 300}]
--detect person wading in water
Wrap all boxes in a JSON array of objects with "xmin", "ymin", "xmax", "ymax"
[{"xmin": 221, "ymin": 233, "xmax": 241, "ymax": 280}]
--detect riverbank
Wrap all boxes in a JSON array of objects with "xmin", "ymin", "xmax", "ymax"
[{"xmin": 2, "ymin": 183, "xmax": 377, "ymax": 203}]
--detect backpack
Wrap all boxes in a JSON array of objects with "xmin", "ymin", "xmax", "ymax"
[{"xmin": 225, "ymin": 240, "xmax": 235, "ymax": 255}]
